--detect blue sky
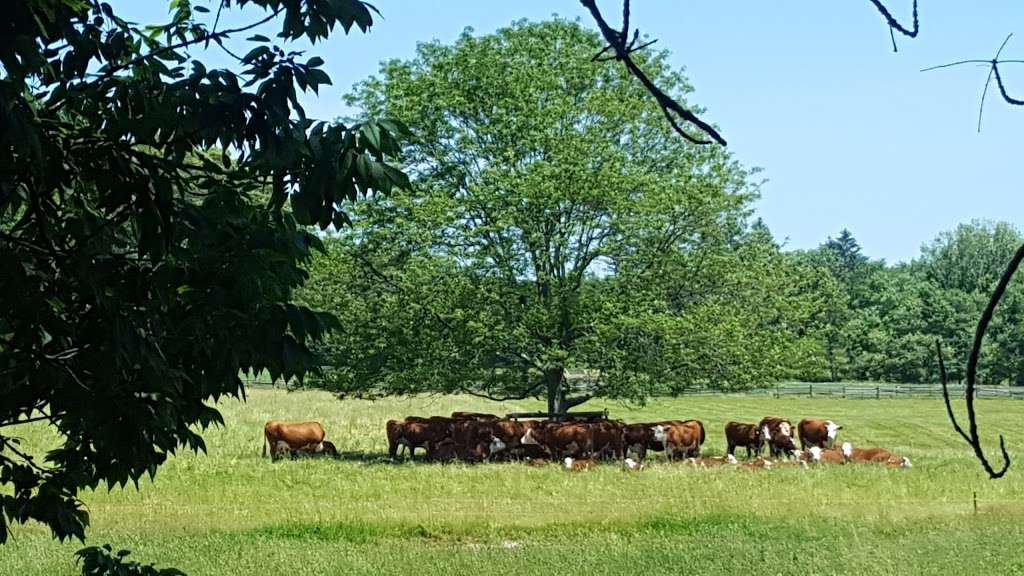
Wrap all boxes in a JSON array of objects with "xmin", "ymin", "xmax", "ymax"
[{"xmin": 119, "ymin": 1, "xmax": 1023, "ymax": 263}]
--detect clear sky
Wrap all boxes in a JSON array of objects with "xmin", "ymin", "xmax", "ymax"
[{"xmin": 118, "ymin": 1, "xmax": 1023, "ymax": 263}]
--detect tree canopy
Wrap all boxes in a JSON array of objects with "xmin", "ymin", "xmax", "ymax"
[
  {"xmin": 0, "ymin": 0, "xmax": 408, "ymax": 544},
  {"xmin": 299, "ymin": 20, "xmax": 830, "ymax": 412}
]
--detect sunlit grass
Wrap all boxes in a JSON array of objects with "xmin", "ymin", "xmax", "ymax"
[{"xmin": 3, "ymin": 388, "xmax": 1024, "ymax": 575}]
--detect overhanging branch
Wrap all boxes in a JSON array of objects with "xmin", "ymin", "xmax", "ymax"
[
  {"xmin": 580, "ymin": 0, "xmax": 726, "ymax": 146},
  {"xmin": 938, "ymin": 242, "xmax": 1024, "ymax": 479}
]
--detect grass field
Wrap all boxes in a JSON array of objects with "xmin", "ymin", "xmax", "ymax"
[{"xmin": 3, "ymin": 389, "xmax": 1024, "ymax": 575}]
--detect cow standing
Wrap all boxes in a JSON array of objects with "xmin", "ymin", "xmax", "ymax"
[
  {"xmin": 264, "ymin": 420, "xmax": 326, "ymax": 461},
  {"xmin": 521, "ymin": 421, "xmax": 593, "ymax": 460},
  {"xmin": 725, "ymin": 421, "xmax": 765, "ymax": 458},
  {"xmin": 652, "ymin": 420, "xmax": 704, "ymax": 460},
  {"xmin": 797, "ymin": 418, "xmax": 842, "ymax": 450},
  {"xmin": 386, "ymin": 417, "xmax": 453, "ymax": 460},
  {"xmin": 759, "ymin": 416, "xmax": 796, "ymax": 458}
]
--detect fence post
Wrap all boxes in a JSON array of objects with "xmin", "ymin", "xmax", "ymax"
[
  {"xmin": 876, "ymin": 386, "xmax": 880, "ymax": 400},
  {"xmin": 843, "ymin": 385, "xmax": 846, "ymax": 399},
  {"xmin": 809, "ymin": 384, "xmax": 813, "ymax": 398},
  {"xmin": 776, "ymin": 383, "xmax": 780, "ymax": 399}
]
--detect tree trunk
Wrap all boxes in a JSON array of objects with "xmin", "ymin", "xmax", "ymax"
[{"xmin": 545, "ymin": 368, "xmax": 562, "ymax": 415}]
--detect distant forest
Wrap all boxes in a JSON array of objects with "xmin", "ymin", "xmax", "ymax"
[{"xmin": 788, "ymin": 221, "xmax": 1023, "ymax": 385}]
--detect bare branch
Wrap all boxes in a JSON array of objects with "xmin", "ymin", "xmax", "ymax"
[
  {"xmin": 867, "ymin": 0, "xmax": 919, "ymax": 48},
  {"xmin": 580, "ymin": 0, "xmax": 726, "ymax": 146},
  {"xmin": 922, "ymin": 34, "xmax": 1023, "ymax": 129},
  {"xmin": 962, "ymin": 242, "xmax": 1023, "ymax": 478},
  {"xmin": 937, "ymin": 340, "xmax": 970, "ymax": 444}
]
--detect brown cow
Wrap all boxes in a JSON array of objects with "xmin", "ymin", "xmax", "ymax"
[
  {"xmin": 451, "ymin": 411, "xmax": 500, "ymax": 422},
  {"xmin": 622, "ymin": 423, "xmax": 660, "ymax": 460},
  {"xmin": 652, "ymin": 420, "xmax": 703, "ymax": 460},
  {"xmin": 725, "ymin": 421, "xmax": 765, "ymax": 459},
  {"xmin": 264, "ymin": 421, "xmax": 326, "ymax": 461},
  {"xmin": 759, "ymin": 417, "xmax": 796, "ymax": 458},
  {"xmin": 591, "ymin": 420, "xmax": 625, "ymax": 460},
  {"xmin": 807, "ymin": 446, "xmax": 846, "ymax": 464},
  {"xmin": 521, "ymin": 421, "xmax": 592, "ymax": 459},
  {"xmin": 426, "ymin": 438, "xmax": 488, "ymax": 463},
  {"xmin": 842, "ymin": 442, "xmax": 912, "ymax": 468},
  {"xmin": 387, "ymin": 417, "xmax": 453, "ymax": 460},
  {"xmin": 798, "ymin": 418, "xmax": 842, "ymax": 450},
  {"xmin": 488, "ymin": 419, "xmax": 537, "ymax": 460}
]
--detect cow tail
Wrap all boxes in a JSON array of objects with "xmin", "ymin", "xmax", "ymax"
[{"xmin": 262, "ymin": 430, "xmax": 268, "ymax": 457}]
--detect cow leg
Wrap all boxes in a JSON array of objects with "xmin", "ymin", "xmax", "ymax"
[{"xmin": 727, "ymin": 443, "xmax": 735, "ymax": 457}]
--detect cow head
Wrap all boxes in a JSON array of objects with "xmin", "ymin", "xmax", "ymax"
[
  {"xmin": 779, "ymin": 421, "xmax": 792, "ymax": 437},
  {"xmin": 321, "ymin": 440, "xmax": 339, "ymax": 458},
  {"xmin": 520, "ymin": 428, "xmax": 539, "ymax": 446},
  {"xmin": 651, "ymin": 425, "xmax": 667, "ymax": 444},
  {"xmin": 563, "ymin": 457, "xmax": 575, "ymax": 469},
  {"xmin": 726, "ymin": 453, "xmax": 738, "ymax": 465},
  {"xmin": 489, "ymin": 436, "xmax": 507, "ymax": 456},
  {"xmin": 900, "ymin": 456, "xmax": 912, "ymax": 469},
  {"xmin": 624, "ymin": 457, "xmax": 643, "ymax": 471},
  {"xmin": 825, "ymin": 421, "xmax": 841, "ymax": 441},
  {"xmin": 809, "ymin": 446, "xmax": 823, "ymax": 462},
  {"xmin": 841, "ymin": 441, "xmax": 853, "ymax": 460}
]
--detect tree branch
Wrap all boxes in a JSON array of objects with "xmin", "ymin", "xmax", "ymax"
[
  {"xmin": 580, "ymin": 0, "xmax": 726, "ymax": 146},
  {"xmin": 866, "ymin": 0, "xmax": 919, "ymax": 50},
  {"xmin": 94, "ymin": 9, "xmax": 283, "ymax": 83},
  {"xmin": 939, "ymin": 243, "xmax": 1023, "ymax": 479}
]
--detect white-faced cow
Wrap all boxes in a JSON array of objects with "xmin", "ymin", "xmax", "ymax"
[
  {"xmin": 759, "ymin": 416, "xmax": 796, "ymax": 458},
  {"xmin": 842, "ymin": 442, "xmax": 912, "ymax": 468},
  {"xmin": 797, "ymin": 418, "xmax": 842, "ymax": 450}
]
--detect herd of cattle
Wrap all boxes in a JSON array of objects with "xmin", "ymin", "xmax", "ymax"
[{"xmin": 263, "ymin": 413, "xmax": 912, "ymax": 470}]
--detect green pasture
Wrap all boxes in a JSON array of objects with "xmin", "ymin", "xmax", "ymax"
[{"xmin": 3, "ymin": 388, "xmax": 1024, "ymax": 575}]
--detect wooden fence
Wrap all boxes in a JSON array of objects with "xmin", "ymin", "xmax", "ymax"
[{"xmin": 677, "ymin": 382, "xmax": 1024, "ymax": 400}]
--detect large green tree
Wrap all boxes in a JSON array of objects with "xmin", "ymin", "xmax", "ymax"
[
  {"xmin": 300, "ymin": 20, "xmax": 827, "ymax": 412},
  {"xmin": 0, "ymin": 0, "xmax": 408, "ymax": 545}
]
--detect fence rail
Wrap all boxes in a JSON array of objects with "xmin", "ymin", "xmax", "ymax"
[{"xmin": 677, "ymin": 382, "xmax": 1024, "ymax": 400}]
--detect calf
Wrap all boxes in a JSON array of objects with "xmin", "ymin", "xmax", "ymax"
[
  {"xmin": 687, "ymin": 454, "xmax": 738, "ymax": 467},
  {"xmin": 270, "ymin": 440, "xmax": 292, "ymax": 461},
  {"xmin": 564, "ymin": 457, "xmax": 594, "ymax": 471},
  {"xmin": 741, "ymin": 457, "xmax": 773, "ymax": 470},
  {"xmin": 623, "ymin": 457, "xmax": 645, "ymax": 471},
  {"xmin": 842, "ymin": 442, "xmax": 912, "ymax": 468},
  {"xmin": 798, "ymin": 418, "xmax": 842, "ymax": 450},
  {"xmin": 725, "ymin": 421, "xmax": 765, "ymax": 458},
  {"xmin": 293, "ymin": 439, "xmax": 339, "ymax": 459}
]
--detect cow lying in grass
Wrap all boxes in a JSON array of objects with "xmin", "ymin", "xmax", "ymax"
[{"xmin": 842, "ymin": 442, "xmax": 912, "ymax": 468}]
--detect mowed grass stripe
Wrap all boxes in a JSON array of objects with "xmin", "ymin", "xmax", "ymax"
[{"xmin": 3, "ymin": 389, "xmax": 1024, "ymax": 575}]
